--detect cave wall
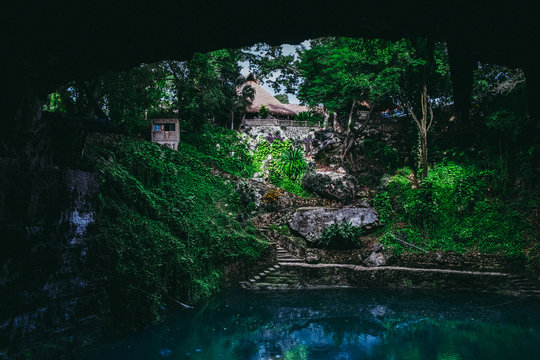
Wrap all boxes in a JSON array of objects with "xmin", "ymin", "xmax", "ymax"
[{"xmin": 0, "ymin": 113, "xmax": 105, "ymax": 355}]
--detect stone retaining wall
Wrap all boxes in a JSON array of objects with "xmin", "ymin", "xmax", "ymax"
[
  {"xmin": 278, "ymin": 264, "xmax": 513, "ymax": 292},
  {"xmin": 274, "ymin": 230, "xmax": 524, "ymax": 273},
  {"xmin": 389, "ymin": 252, "xmax": 524, "ymax": 272}
]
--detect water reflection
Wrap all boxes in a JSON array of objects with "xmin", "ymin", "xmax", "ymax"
[{"xmin": 86, "ymin": 289, "xmax": 540, "ymax": 360}]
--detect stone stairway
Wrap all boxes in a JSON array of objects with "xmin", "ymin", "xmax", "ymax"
[
  {"xmin": 276, "ymin": 244, "xmax": 303, "ymax": 265},
  {"xmin": 240, "ymin": 243, "xmax": 540, "ymax": 297},
  {"xmin": 508, "ymin": 274, "xmax": 540, "ymax": 297},
  {"xmin": 239, "ymin": 244, "xmax": 304, "ymax": 290}
]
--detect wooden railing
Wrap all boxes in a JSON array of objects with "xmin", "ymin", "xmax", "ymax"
[{"xmin": 242, "ymin": 118, "xmax": 310, "ymax": 127}]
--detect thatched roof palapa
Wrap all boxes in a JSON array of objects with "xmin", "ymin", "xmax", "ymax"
[{"xmin": 237, "ymin": 75, "xmax": 309, "ymax": 117}]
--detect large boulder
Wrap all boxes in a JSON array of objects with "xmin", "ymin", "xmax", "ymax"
[
  {"xmin": 302, "ymin": 171, "xmax": 357, "ymax": 204},
  {"xmin": 288, "ymin": 206, "xmax": 379, "ymax": 244},
  {"xmin": 235, "ymin": 179, "xmax": 294, "ymax": 213}
]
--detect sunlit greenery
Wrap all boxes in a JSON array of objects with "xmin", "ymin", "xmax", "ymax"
[
  {"xmin": 253, "ymin": 137, "xmax": 312, "ymax": 197},
  {"xmin": 374, "ymin": 163, "xmax": 534, "ymax": 256}
]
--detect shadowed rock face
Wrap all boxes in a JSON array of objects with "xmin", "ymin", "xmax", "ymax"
[
  {"xmin": 288, "ymin": 206, "xmax": 379, "ymax": 243},
  {"xmin": 302, "ymin": 171, "xmax": 358, "ymax": 204}
]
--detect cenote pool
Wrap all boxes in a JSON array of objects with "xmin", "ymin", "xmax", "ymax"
[{"xmin": 84, "ymin": 289, "xmax": 540, "ymax": 360}]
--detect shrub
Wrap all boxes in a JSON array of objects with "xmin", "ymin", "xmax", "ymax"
[
  {"xmin": 295, "ymin": 111, "xmax": 323, "ymax": 126},
  {"xmin": 259, "ymin": 105, "xmax": 269, "ymax": 119},
  {"xmin": 315, "ymin": 221, "xmax": 363, "ymax": 249},
  {"xmin": 279, "ymin": 147, "xmax": 308, "ymax": 180},
  {"xmin": 182, "ymin": 124, "xmax": 256, "ymax": 177},
  {"xmin": 253, "ymin": 138, "xmax": 312, "ymax": 198},
  {"xmin": 374, "ymin": 162, "xmax": 533, "ymax": 255}
]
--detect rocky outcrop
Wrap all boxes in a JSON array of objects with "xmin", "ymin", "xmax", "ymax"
[
  {"xmin": 288, "ymin": 206, "xmax": 379, "ymax": 244},
  {"xmin": 242, "ymin": 126, "xmax": 316, "ymax": 147},
  {"xmin": 302, "ymin": 171, "xmax": 357, "ymax": 204},
  {"xmin": 309, "ymin": 130, "xmax": 343, "ymax": 164}
]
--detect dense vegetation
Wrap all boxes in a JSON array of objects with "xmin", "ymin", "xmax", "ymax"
[
  {"xmin": 86, "ymin": 130, "xmax": 268, "ymax": 327},
  {"xmin": 374, "ymin": 163, "xmax": 535, "ymax": 256}
]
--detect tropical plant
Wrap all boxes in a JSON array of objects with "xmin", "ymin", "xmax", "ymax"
[
  {"xmin": 316, "ymin": 221, "xmax": 363, "ymax": 249},
  {"xmin": 279, "ymin": 147, "xmax": 308, "ymax": 180}
]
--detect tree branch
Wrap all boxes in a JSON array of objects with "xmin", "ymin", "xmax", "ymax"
[
  {"xmin": 427, "ymin": 101, "xmax": 434, "ymax": 131},
  {"xmin": 406, "ymin": 102, "xmax": 422, "ymax": 130}
]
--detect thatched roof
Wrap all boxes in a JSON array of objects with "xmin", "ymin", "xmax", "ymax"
[{"xmin": 237, "ymin": 75, "xmax": 309, "ymax": 117}]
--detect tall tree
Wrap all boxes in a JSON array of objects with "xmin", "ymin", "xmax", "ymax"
[
  {"xmin": 298, "ymin": 37, "xmax": 451, "ymax": 176},
  {"xmin": 165, "ymin": 49, "xmax": 252, "ymax": 131}
]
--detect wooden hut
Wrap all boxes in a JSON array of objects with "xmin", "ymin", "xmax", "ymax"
[
  {"xmin": 151, "ymin": 118, "xmax": 179, "ymax": 150},
  {"xmin": 237, "ymin": 75, "xmax": 309, "ymax": 123}
]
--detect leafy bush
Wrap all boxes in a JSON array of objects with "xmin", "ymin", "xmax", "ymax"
[
  {"xmin": 182, "ymin": 124, "xmax": 256, "ymax": 177},
  {"xmin": 295, "ymin": 111, "xmax": 323, "ymax": 126},
  {"xmin": 315, "ymin": 221, "xmax": 363, "ymax": 249},
  {"xmin": 259, "ymin": 105, "xmax": 269, "ymax": 119},
  {"xmin": 374, "ymin": 162, "xmax": 533, "ymax": 255},
  {"xmin": 280, "ymin": 147, "xmax": 308, "ymax": 180},
  {"xmin": 363, "ymin": 138, "xmax": 400, "ymax": 172}
]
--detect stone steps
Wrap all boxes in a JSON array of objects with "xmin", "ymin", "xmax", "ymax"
[
  {"xmin": 241, "ymin": 242, "xmax": 540, "ymax": 296},
  {"xmin": 507, "ymin": 274, "xmax": 540, "ymax": 296},
  {"xmin": 241, "ymin": 243, "xmax": 306, "ymax": 289}
]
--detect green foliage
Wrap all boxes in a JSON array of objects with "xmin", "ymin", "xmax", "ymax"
[
  {"xmin": 182, "ymin": 124, "xmax": 257, "ymax": 177},
  {"xmin": 526, "ymin": 242, "xmax": 540, "ymax": 278},
  {"xmin": 274, "ymin": 93, "xmax": 289, "ymax": 104},
  {"xmin": 363, "ymin": 139, "xmax": 400, "ymax": 173},
  {"xmin": 374, "ymin": 163, "xmax": 533, "ymax": 255},
  {"xmin": 86, "ymin": 133, "xmax": 268, "ymax": 328},
  {"xmin": 43, "ymin": 92, "xmax": 66, "ymax": 113},
  {"xmin": 44, "ymin": 48, "xmax": 251, "ymax": 133},
  {"xmin": 279, "ymin": 147, "xmax": 308, "ymax": 180},
  {"xmin": 315, "ymin": 221, "xmax": 363, "ymax": 249},
  {"xmin": 253, "ymin": 138, "xmax": 312, "ymax": 197},
  {"xmin": 43, "ymin": 63, "xmax": 172, "ymax": 133},
  {"xmin": 295, "ymin": 111, "xmax": 323, "ymax": 126},
  {"xmin": 166, "ymin": 49, "xmax": 251, "ymax": 131},
  {"xmin": 258, "ymin": 105, "xmax": 270, "ymax": 119},
  {"xmin": 284, "ymin": 345, "xmax": 308, "ymax": 360},
  {"xmin": 298, "ymin": 37, "xmax": 451, "ymax": 114}
]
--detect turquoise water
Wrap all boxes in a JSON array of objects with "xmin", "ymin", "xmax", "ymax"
[{"xmin": 85, "ymin": 289, "xmax": 540, "ymax": 360}]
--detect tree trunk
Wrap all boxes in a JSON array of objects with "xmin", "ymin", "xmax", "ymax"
[
  {"xmin": 406, "ymin": 83, "xmax": 433, "ymax": 179},
  {"xmin": 421, "ymin": 130, "xmax": 428, "ymax": 179},
  {"xmin": 230, "ymin": 109, "xmax": 234, "ymax": 129},
  {"xmin": 322, "ymin": 108, "xmax": 330, "ymax": 129},
  {"xmin": 347, "ymin": 100, "xmax": 357, "ymax": 131},
  {"xmin": 341, "ymin": 101, "xmax": 374, "ymax": 166},
  {"xmin": 341, "ymin": 101, "xmax": 357, "ymax": 161}
]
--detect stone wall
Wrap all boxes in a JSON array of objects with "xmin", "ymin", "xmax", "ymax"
[
  {"xmin": 241, "ymin": 125, "xmax": 317, "ymax": 146},
  {"xmin": 389, "ymin": 252, "xmax": 524, "ymax": 272},
  {"xmin": 279, "ymin": 265, "xmax": 513, "ymax": 292}
]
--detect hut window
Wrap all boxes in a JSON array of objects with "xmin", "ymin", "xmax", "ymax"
[{"xmin": 153, "ymin": 123, "xmax": 175, "ymax": 131}]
